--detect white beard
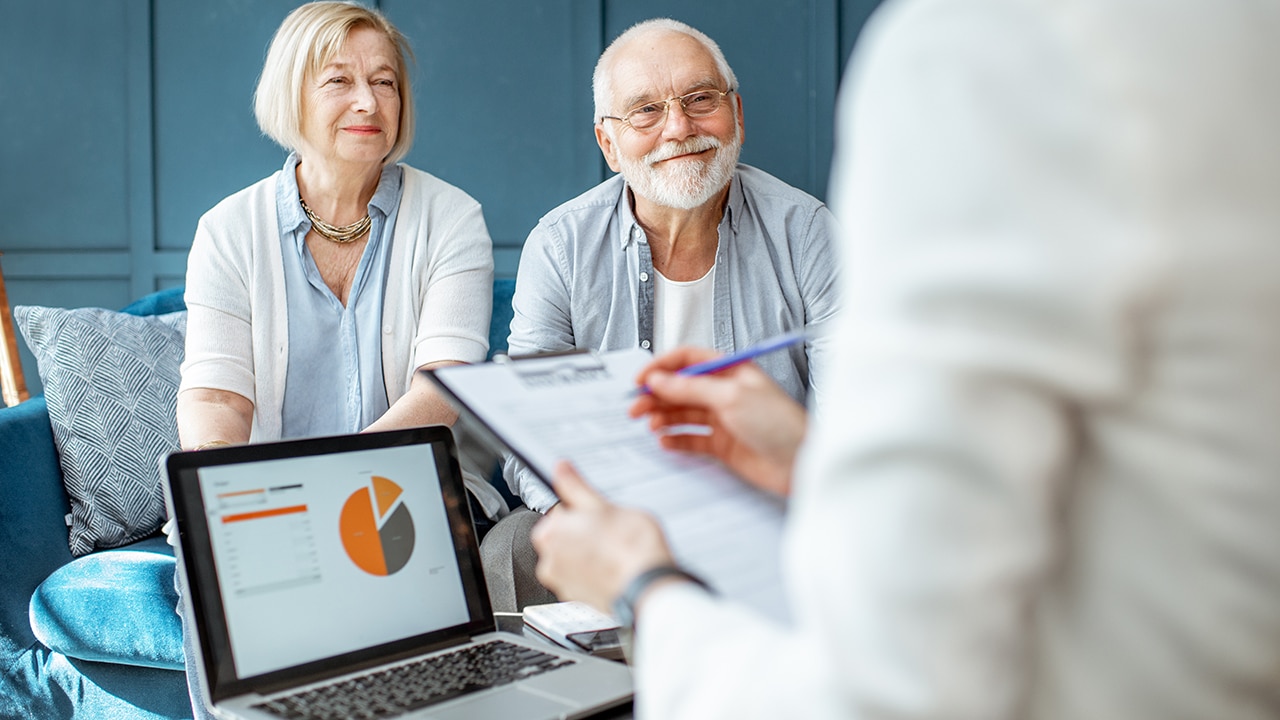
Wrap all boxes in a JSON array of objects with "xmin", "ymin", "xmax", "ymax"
[{"xmin": 619, "ymin": 126, "xmax": 742, "ymax": 211}]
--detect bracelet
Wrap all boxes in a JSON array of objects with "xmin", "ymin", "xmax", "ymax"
[
  {"xmin": 193, "ymin": 440, "xmax": 231, "ymax": 451},
  {"xmin": 612, "ymin": 565, "xmax": 713, "ymax": 631}
]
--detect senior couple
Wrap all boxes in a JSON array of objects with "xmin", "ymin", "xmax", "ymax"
[
  {"xmin": 175, "ymin": 3, "xmax": 834, "ymax": 717},
  {"xmin": 177, "ymin": 1, "xmax": 1280, "ymax": 719}
]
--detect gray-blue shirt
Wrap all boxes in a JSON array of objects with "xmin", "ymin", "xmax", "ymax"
[
  {"xmin": 506, "ymin": 164, "xmax": 840, "ymax": 509},
  {"xmin": 276, "ymin": 153, "xmax": 404, "ymax": 439}
]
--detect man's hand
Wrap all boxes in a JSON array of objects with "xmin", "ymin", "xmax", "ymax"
[
  {"xmin": 531, "ymin": 462, "xmax": 675, "ymax": 614},
  {"xmin": 629, "ymin": 348, "xmax": 808, "ymax": 495}
]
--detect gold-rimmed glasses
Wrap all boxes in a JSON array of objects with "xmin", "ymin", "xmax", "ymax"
[{"xmin": 600, "ymin": 88, "xmax": 734, "ymax": 133}]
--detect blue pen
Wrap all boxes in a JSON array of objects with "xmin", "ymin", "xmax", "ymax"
[{"xmin": 632, "ymin": 327, "xmax": 814, "ymax": 396}]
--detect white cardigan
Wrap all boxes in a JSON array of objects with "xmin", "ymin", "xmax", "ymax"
[{"xmin": 180, "ymin": 165, "xmax": 493, "ymax": 441}]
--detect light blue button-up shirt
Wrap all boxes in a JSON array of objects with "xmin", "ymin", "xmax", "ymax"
[
  {"xmin": 506, "ymin": 164, "xmax": 840, "ymax": 509},
  {"xmin": 276, "ymin": 153, "xmax": 404, "ymax": 439}
]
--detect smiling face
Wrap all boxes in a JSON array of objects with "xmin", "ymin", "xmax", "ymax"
[
  {"xmin": 596, "ymin": 30, "xmax": 745, "ymax": 211},
  {"xmin": 298, "ymin": 26, "xmax": 401, "ymax": 170}
]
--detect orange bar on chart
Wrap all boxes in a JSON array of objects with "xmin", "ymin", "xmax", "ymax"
[
  {"xmin": 222, "ymin": 504, "xmax": 308, "ymax": 524},
  {"xmin": 216, "ymin": 488, "xmax": 266, "ymax": 499}
]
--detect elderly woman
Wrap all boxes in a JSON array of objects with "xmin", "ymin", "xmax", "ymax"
[
  {"xmin": 174, "ymin": 4, "xmax": 492, "ymax": 717},
  {"xmin": 177, "ymin": 1, "xmax": 492, "ymax": 450}
]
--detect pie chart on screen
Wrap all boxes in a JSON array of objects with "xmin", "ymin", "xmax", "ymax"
[{"xmin": 339, "ymin": 476, "xmax": 415, "ymax": 576}]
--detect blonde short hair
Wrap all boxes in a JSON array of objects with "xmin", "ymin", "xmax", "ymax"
[
  {"xmin": 593, "ymin": 18, "xmax": 738, "ymax": 125},
  {"xmin": 254, "ymin": 1, "xmax": 415, "ymax": 164}
]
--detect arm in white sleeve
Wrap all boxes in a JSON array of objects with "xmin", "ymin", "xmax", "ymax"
[
  {"xmin": 179, "ymin": 213, "xmax": 256, "ymax": 405},
  {"xmin": 501, "ymin": 454, "xmax": 558, "ymax": 514},
  {"xmin": 409, "ymin": 199, "xmax": 493, "ymax": 368}
]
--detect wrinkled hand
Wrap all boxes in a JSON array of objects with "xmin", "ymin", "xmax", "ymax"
[
  {"xmin": 629, "ymin": 348, "xmax": 808, "ymax": 495},
  {"xmin": 531, "ymin": 462, "xmax": 675, "ymax": 614}
]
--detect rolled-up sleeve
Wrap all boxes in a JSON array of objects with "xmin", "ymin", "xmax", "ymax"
[
  {"xmin": 507, "ymin": 221, "xmax": 576, "ymax": 358},
  {"xmin": 412, "ymin": 199, "xmax": 493, "ymax": 367},
  {"xmin": 180, "ymin": 215, "xmax": 256, "ymax": 404}
]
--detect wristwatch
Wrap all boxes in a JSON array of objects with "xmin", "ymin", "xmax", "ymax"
[{"xmin": 611, "ymin": 565, "xmax": 713, "ymax": 631}]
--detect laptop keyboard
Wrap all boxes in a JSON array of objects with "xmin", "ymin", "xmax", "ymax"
[{"xmin": 252, "ymin": 639, "xmax": 576, "ymax": 719}]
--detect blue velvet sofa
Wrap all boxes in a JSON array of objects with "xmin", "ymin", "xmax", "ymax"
[{"xmin": 0, "ymin": 281, "xmax": 516, "ymax": 719}]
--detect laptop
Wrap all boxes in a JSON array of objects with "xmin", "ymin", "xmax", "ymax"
[{"xmin": 164, "ymin": 426, "xmax": 633, "ymax": 720}]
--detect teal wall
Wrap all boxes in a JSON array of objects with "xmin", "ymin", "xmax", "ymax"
[{"xmin": 1, "ymin": 0, "xmax": 882, "ymax": 393}]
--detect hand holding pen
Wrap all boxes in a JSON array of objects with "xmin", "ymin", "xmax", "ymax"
[
  {"xmin": 627, "ymin": 342, "xmax": 811, "ymax": 496},
  {"xmin": 631, "ymin": 327, "xmax": 816, "ymax": 396}
]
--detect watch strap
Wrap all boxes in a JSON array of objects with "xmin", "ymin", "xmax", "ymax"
[{"xmin": 612, "ymin": 565, "xmax": 713, "ymax": 631}]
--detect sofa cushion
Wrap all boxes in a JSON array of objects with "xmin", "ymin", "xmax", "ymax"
[
  {"xmin": 488, "ymin": 278, "xmax": 515, "ymax": 359},
  {"xmin": 13, "ymin": 306, "xmax": 186, "ymax": 556},
  {"xmin": 27, "ymin": 535, "xmax": 183, "ymax": 670},
  {"xmin": 120, "ymin": 285, "xmax": 186, "ymax": 317}
]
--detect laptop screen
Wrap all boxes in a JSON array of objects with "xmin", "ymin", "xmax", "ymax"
[{"xmin": 167, "ymin": 427, "xmax": 493, "ymax": 700}]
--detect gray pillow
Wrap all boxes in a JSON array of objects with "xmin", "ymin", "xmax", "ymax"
[{"xmin": 14, "ymin": 306, "xmax": 186, "ymax": 556}]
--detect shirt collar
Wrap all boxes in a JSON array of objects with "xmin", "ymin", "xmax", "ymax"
[
  {"xmin": 723, "ymin": 166, "xmax": 744, "ymax": 234},
  {"xmin": 616, "ymin": 180, "xmax": 644, "ymax": 249},
  {"xmin": 276, "ymin": 153, "xmax": 308, "ymax": 237},
  {"xmin": 367, "ymin": 161, "xmax": 403, "ymax": 217},
  {"xmin": 616, "ymin": 165, "xmax": 744, "ymax": 249},
  {"xmin": 275, "ymin": 152, "xmax": 403, "ymax": 238}
]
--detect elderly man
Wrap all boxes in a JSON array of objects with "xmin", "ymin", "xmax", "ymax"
[
  {"xmin": 504, "ymin": 17, "xmax": 839, "ymax": 512},
  {"xmin": 478, "ymin": 18, "xmax": 839, "ymax": 610}
]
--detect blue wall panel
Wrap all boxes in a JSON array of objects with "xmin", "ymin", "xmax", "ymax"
[
  {"xmin": 841, "ymin": 0, "xmax": 885, "ymax": 69},
  {"xmin": 388, "ymin": 1, "xmax": 605, "ymax": 275},
  {"xmin": 152, "ymin": 1, "xmax": 302, "ymax": 252},
  {"xmin": 1, "ymin": 2, "xmax": 132, "ymax": 250}
]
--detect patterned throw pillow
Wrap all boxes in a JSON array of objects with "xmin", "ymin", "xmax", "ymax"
[{"xmin": 14, "ymin": 306, "xmax": 186, "ymax": 556}]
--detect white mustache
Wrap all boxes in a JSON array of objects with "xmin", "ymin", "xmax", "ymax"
[{"xmin": 645, "ymin": 135, "xmax": 721, "ymax": 165}]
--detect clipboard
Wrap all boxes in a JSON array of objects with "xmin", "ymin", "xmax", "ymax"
[
  {"xmin": 423, "ymin": 349, "xmax": 600, "ymax": 500},
  {"xmin": 422, "ymin": 348, "xmax": 792, "ymax": 622}
]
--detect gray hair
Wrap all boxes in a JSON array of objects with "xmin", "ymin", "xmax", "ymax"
[
  {"xmin": 254, "ymin": 1, "xmax": 416, "ymax": 164},
  {"xmin": 592, "ymin": 18, "xmax": 738, "ymax": 126}
]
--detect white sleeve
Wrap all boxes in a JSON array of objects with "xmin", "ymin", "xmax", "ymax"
[
  {"xmin": 179, "ymin": 213, "xmax": 256, "ymax": 404},
  {"xmin": 501, "ymin": 453, "xmax": 558, "ymax": 514},
  {"xmin": 411, "ymin": 198, "xmax": 493, "ymax": 367}
]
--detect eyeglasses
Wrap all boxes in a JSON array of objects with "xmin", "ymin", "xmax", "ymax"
[{"xmin": 600, "ymin": 88, "xmax": 734, "ymax": 133}]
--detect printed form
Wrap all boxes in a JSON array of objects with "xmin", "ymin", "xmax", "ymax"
[{"xmin": 430, "ymin": 349, "xmax": 788, "ymax": 622}]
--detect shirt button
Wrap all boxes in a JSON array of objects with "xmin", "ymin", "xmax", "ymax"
[
  {"xmin": 640, "ymin": 340, "xmax": 651, "ymax": 350},
  {"xmin": 383, "ymin": 324, "xmax": 393, "ymax": 334},
  {"xmin": 639, "ymin": 272, "xmax": 649, "ymax": 282}
]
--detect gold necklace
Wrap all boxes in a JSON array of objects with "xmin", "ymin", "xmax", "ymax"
[{"xmin": 299, "ymin": 197, "xmax": 372, "ymax": 244}]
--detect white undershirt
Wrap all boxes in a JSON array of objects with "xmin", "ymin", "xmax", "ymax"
[{"xmin": 652, "ymin": 264, "xmax": 716, "ymax": 355}]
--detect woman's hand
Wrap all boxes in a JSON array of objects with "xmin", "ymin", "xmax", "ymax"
[
  {"xmin": 629, "ymin": 348, "xmax": 808, "ymax": 496},
  {"xmin": 532, "ymin": 462, "xmax": 675, "ymax": 614}
]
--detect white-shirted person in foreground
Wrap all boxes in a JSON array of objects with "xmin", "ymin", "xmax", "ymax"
[{"xmin": 531, "ymin": 0, "xmax": 1280, "ymax": 718}]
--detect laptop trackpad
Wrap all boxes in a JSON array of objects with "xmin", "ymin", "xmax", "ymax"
[{"xmin": 426, "ymin": 687, "xmax": 574, "ymax": 720}]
